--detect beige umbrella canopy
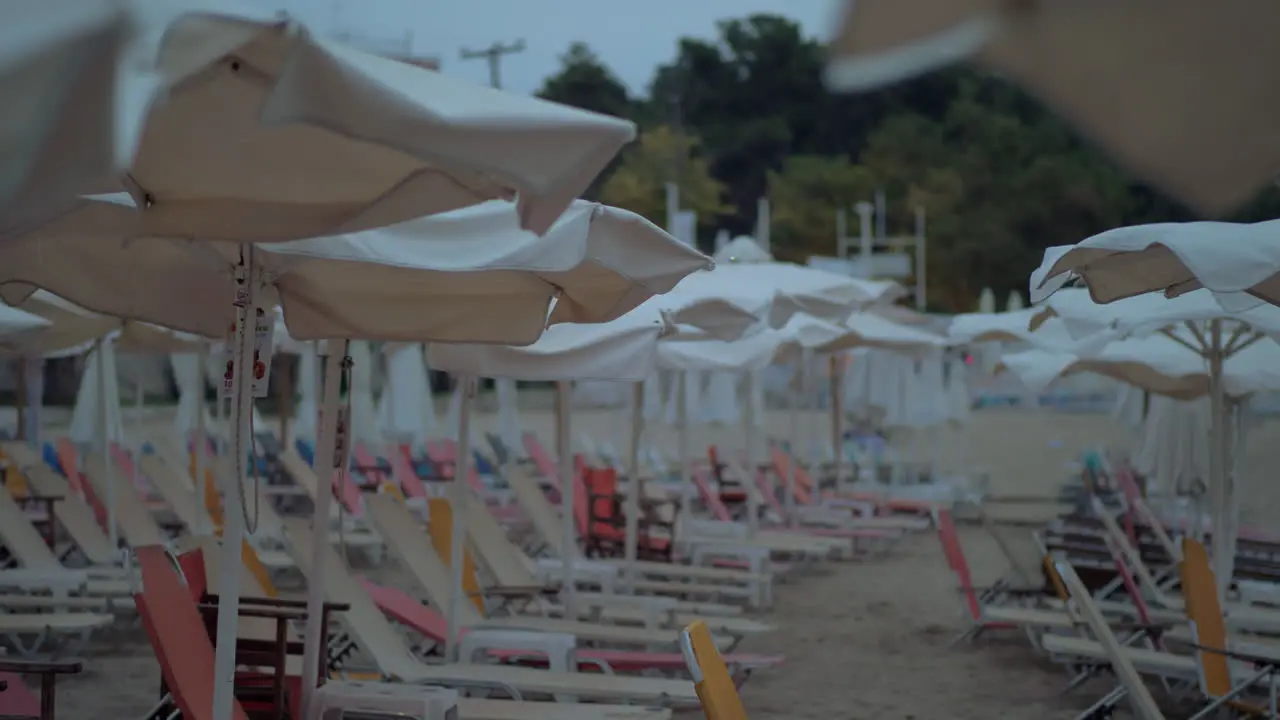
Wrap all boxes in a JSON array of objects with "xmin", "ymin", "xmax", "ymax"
[
  {"xmin": 9, "ymin": 0, "xmax": 637, "ymax": 242},
  {"xmin": 825, "ymin": 1, "xmax": 1280, "ymax": 215},
  {"xmin": 2, "ymin": 2, "xmax": 132, "ymax": 229}
]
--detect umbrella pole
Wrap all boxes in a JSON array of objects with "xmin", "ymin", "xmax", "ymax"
[
  {"xmin": 299, "ymin": 338, "xmax": 348, "ymax": 719},
  {"xmin": 211, "ymin": 253, "xmax": 261, "ymax": 720},
  {"xmin": 744, "ymin": 372, "xmax": 760, "ymax": 538},
  {"xmin": 677, "ymin": 372, "xmax": 692, "ymax": 520},
  {"xmin": 805, "ymin": 351, "xmax": 821, "ymax": 507},
  {"xmin": 193, "ymin": 349, "xmax": 207, "ymax": 536},
  {"xmin": 555, "ymin": 381, "xmax": 577, "ymax": 617},
  {"xmin": 624, "ymin": 382, "xmax": 643, "ymax": 587},
  {"xmin": 1206, "ymin": 321, "xmax": 1232, "ymax": 600},
  {"xmin": 446, "ymin": 375, "xmax": 476, "ymax": 661},
  {"xmin": 94, "ymin": 339, "xmax": 118, "ymax": 549},
  {"xmin": 830, "ymin": 355, "xmax": 843, "ymax": 492},
  {"xmin": 786, "ymin": 361, "xmax": 799, "ymax": 528}
]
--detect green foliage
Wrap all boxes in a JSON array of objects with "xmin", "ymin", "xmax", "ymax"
[
  {"xmin": 598, "ymin": 126, "xmax": 729, "ymax": 226},
  {"xmin": 534, "ymin": 15, "xmax": 1280, "ymax": 310}
]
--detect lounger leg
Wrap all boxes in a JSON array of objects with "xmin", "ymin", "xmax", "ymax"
[{"xmin": 948, "ymin": 623, "xmax": 980, "ymax": 648}]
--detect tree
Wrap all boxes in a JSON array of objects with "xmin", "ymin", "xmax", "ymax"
[
  {"xmin": 768, "ymin": 156, "xmax": 876, "ymax": 262},
  {"xmin": 536, "ymin": 43, "xmax": 633, "ymax": 119},
  {"xmin": 598, "ymin": 125, "xmax": 729, "ymax": 228}
]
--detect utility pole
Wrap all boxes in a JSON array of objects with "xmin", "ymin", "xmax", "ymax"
[{"xmin": 459, "ymin": 40, "xmax": 526, "ymax": 89}]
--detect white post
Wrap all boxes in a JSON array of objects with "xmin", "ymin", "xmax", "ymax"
[
  {"xmin": 806, "ymin": 352, "xmax": 822, "ymax": 507},
  {"xmin": 211, "ymin": 250, "xmax": 260, "ymax": 720},
  {"xmin": 756, "ymin": 197, "xmax": 771, "ymax": 252},
  {"xmin": 623, "ymin": 382, "xmax": 644, "ymax": 586},
  {"xmin": 445, "ymin": 374, "xmax": 476, "ymax": 661},
  {"xmin": 22, "ymin": 357, "xmax": 42, "ymax": 449},
  {"xmin": 743, "ymin": 372, "xmax": 760, "ymax": 537},
  {"xmin": 299, "ymin": 338, "xmax": 348, "ymax": 720},
  {"xmin": 556, "ymin": 381, "xmax": 577, "ymax": 617},
  {"xmin": 855, "ymin": 201, "xmax": 874, "ymax": 273},
  {"xmin": 1206, "ymin": 320, "xmax": 1232, "ymax": 600},
  {"xmin": 677, "ymin": 372, "xmax": 693, "ymax": 517},
  {"xmin": 915, "ymin": 206, "xmax": 927, "ymax": 312},
  {"xmin": 786, "ymin": 361, "xmax": 800, "ymax": 527},
  {"xmin": 95, "ymin": 338, "xmax": 117, "ymax": 549}
]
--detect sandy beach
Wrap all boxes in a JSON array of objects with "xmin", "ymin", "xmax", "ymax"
[{"xmin": 38, "ymin": 405, "xmax": 1280, "ymax": 718}]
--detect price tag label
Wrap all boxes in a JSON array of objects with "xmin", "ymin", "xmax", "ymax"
[{"xmin": 220, "ymin": 307, "xmax": 275, "ymax": 398}]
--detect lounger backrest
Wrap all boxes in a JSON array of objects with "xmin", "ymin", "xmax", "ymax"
[
  {"xmin": 934, "ymin": 509, "xmax": 982, "ymax": 621},
  {"xmin": 768, "ymin": 446, "xmax": 813, "ymax": 504},
  {"xmin": 82, "ymin": 454, "xmax": 168, "ymax": 548},
  {"xmin": 391, "ymin": 445, "xmax": 428, "ymax": 499},
  {"xmin": 135, "ymin": 545, "xmax": 250, "ymax": 720},
  {"xmin": 364, "ymin": 494, "xmax": 485, "ymax": 625},
  {"xmin": 53, "ymin": 439, "xmax": 87, "ymax": 497},
  {"xmin": 1091, "ymin": 498, "xmax": 1164, "ymax": 598},
  {"xmin": 1113, "ymin": 466, "xmax": 1182, "ymax": 562},
  {"xmin": 522, "ymin": 433, "xmax": 559, "ymax": 481},
  {"xmin": 690, "ymin": 470, "xmax": 733, "ymax": 522},
  {"xmin": 681, "ymin": 620, "xmax": 748, "ymax": 720},
  {"xmin": 426, "ymin": 498, "xmax": 485, "ymax": 614},
  {"xmin": 0, "ymin": 485, "xmax": 62, "ymax": 571},
  {"xmin": 1180, "ymin": 538, "xmax": 1233, "ymax": 700},
  {"xmin": 280, "ymin": 518, "xmax": 421, "ymax": 680},
  {"xmin": 1102, "ymin": 537, "xmax": 1157, "ymax": 631},
  {"xmin": 356, "ymin": 577, "xmax": 450, "ymax": 643},
  {"xmin": 1054, "ymin": 560, "xmax": 1164, "ymax": 720},
  {"xmin": 504, "ymin": 465, "xmax": 569, "ymax": 557},
  {"xmin": 8, "ymin": 445, "xmax": 118, "ymax": 565},
  {"xmin": 462, "ymin": 498, "xmax": 537, "ymax": 587},
  {"xmin": 138, "ymin": 453, "xmax": 209, "ymax": 533}
]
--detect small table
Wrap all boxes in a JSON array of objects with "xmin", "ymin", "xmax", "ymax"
[{"xmin": 0, "ymin": 656, "xmax": 82, "ymax": 720}]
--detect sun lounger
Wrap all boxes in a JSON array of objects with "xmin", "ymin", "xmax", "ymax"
[
  {"xmin": 359, "ymin": 495, "xmax": 736, "ymax": 651},
  {"xmin": 0, "ymin": 441, "xmax": 121, "ymax": 568},
  {"xmin": 0, "ymin": 485, "xmax": 130, "ymax": 598},
  {"xmin": 281, "ymin": 519, "xmax": 700, "ymax": 705},
  {"xmin": 504, "ymin": 464, "xmax": 772, "ymax": 607},
  {"xmin": 80, "ymin": 454, "xmax": 169, "ymax": 549},
  {"xmin": 458, "ymin": 496, "xmax": 768, "ymax": 635},
  {"xmin": 358, "ymin": 578, "xmax": 781, "ymax": 679},
  {"xmin": 768, "ymin": 445, "xmax": 938, "ymax": 516}
]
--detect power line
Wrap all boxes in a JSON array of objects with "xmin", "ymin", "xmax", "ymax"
[{"xmin": 459, "ymin": 40, "xmax": 526, "ymax": 89}]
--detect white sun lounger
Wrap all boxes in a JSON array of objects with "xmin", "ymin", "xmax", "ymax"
[{"xmin": 280, "ymin": 519, "xmax": 699, "ymax": 706}]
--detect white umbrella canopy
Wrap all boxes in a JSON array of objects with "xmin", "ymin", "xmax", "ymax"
[
  {"xmin": 2, "ymin": 2, "xmax": 134, "ymax": 230},
  {"xmin": 0, "ymin": 306, "xmax": 53, "ymax": 352},
  {"xmin": 1001, "ymin": 333, "xmax": 1280, "ymax": 401},
  {"xmin": 1031, "ymin": 220, "xmax": 1280, "ymax": 310},
  {"xmin": 33, "ymin": 0, "xmax": 636, "ymax": 242},
  {"xmin": 1006, "ymin": 290, "xmax": 1025, "ymax": 312},
  {"xmin": 824, "ymin": 1, "xmax": 1280, "ymax": 215},
  {"xmin": 429, "ymin": 310, "xmax": 678, "ymax": 383},
  {"xmin": 0, "ymin": 197, "xmax": 709, "ymax": 343},
  {"xmin": 1031, "ymin": 287, "xmax": 1280, "ymax": 341}
]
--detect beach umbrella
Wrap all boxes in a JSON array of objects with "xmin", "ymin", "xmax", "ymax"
[
  {"xmin": 1018, "ymin": 289, "xmax": 1280, "ymax": 596},
  {"xmin": 1031, "ymin": 220, "xmax": 1280, "ymax": 310},
  {"xmin": 2, "ymin": 2, "xmax": 133, "ymax": 229},
  {"xmin": 0, "ymin": 197, "xmax": 701, "ymax": 342},
  {"xmin": 2, "ymin": 197, "xmax": 708, "ymax": 719},
  {"xmin": 824, "ymin": 1, "xmax": 1280, "ymax": 215},
  {"xmin": 429, "ymin": 308, "xmax": 687, "ymax": 648},
  {"xmin": 1132, "ymin": 394, "xmax": 1211, "ymax": 498},
  {"xmin": 1006, "ymin": 291, "xmax": 1024, "ymax": 312},
  {"xmin": 12, "ymin": 0, "xmax": 636, "ymax": 243}
]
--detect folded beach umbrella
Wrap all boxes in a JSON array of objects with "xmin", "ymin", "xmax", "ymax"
[
  {"xmin": 7, "ymin": 0, "xmax": 636, "ymax": 241},
  {"xmin": 0, "ymin": 197, "xmax": 705, "ymax": 343},
  {"xmin": 0, "ymin": 306, "xmax": 53, "ymax": 353},
  {"xmin": 825, "ymin": 1, "xmax": 1280, "ymax": 215},
  {"xmin": 1031, "ymin": 220, "xmax": 1280, "ymax": 311},
  {"xmin": 1, "ymin": 2, "xmax": 132, "ymax": 229}
]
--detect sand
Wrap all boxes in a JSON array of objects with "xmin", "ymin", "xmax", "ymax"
[{"xmin": 33, "ymin": 406, "xmax": 1280, "ymax": 718}]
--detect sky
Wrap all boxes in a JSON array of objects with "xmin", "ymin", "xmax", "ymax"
[{"xmin": 262, "ymin": 0, "xmax": 845, "ymax": 95}]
